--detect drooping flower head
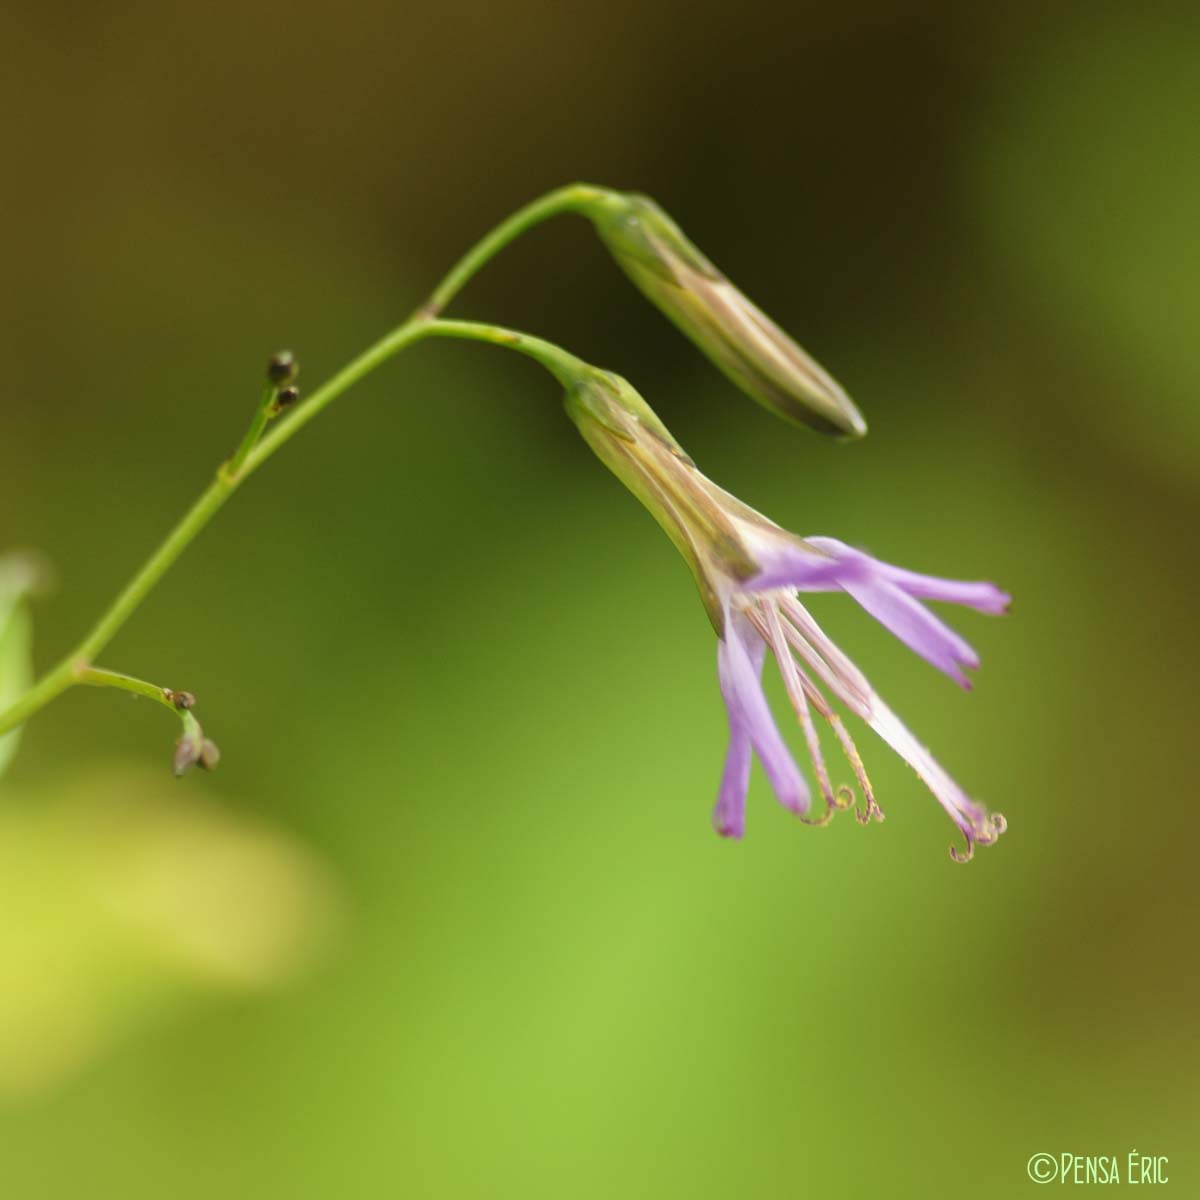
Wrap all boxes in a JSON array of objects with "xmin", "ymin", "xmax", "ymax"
[{"xmin": 565, "ymin": 371, "xmax": 1009, "ymax": 861}]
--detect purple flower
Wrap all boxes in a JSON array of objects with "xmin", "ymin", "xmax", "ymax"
[
  {"xmin": 711, "ymin": 533, "xmax": 1009, "ymax": 861},
  {"xmin": 564, "ymin": 370, "xmax": 1009, "ymax": 861}
]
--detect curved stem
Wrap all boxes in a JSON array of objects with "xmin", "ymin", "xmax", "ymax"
[
  {"xmin": 76, "ymin": 665, "xmax": 181, "ymax": 711},
  {"xmin": 420, "ymin": 183, "xmax": 613, "ymax": 317},
  {"xmin": 0, "ymin": 314, "xmax": 598, "ymax": 741},
  {"xmin": 421, "ymin": 319, "xmax": 592, "ymax": 386},
  {"xmin": 241, "ymin": 318, "xmax": 430, "ymax": 477},
  {"xmin": 78, "ymin": 477, "xmax": 236, "ymax": 665},
  {"xmin": 79, "ymin": 665, "xmax": 214, "ymax": 775},
  {"xmin": 0, "ymin": 183, "xmax": 620, "ymax": 742}
]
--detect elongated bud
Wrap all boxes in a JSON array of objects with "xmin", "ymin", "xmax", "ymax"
[{"xmin": 581, "ymin": 191, "xmax": 866, "ymax": 439}]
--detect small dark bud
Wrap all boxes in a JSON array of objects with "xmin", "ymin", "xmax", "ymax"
[
  {"xmin": 267, "ymin": 350, "xmax": 297, "ymax": 386},
  {"xmin": 166, "ymin": 689, "xmax": 196, "ymax": 710},
  {"xmin": 268, "ymin": 385, "xmax": 300, "ymax": 417},
  {"xmin": 198, "ymin": 738, "xmax": 221, "ymax": 771}
]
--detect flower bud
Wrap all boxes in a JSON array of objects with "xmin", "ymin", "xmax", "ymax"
[
  {"xmin": 269, "ymin": 386, "xmax": 300, "ymax": 416},
  {"xmin": 172, "ymin": 712, "xmax": 215, "ymax": 776},
  {"xmin": 584, "ymin": 192, "xmax": 866, "ymax": 439},
  {"xmin": 198, "ymin": 738, "xmax": 221, "ymax": 771},
  {"xmin": 173, "ymin": 731, "xmax": 202, "ymax": 776},
  {"xmin": 267, "ymin": 351, "xmax": 298, "ymax": 386}
]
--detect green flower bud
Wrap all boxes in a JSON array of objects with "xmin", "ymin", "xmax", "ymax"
[{"xmin": 584, "ymin": 192, "xmax": 866, "ymax": 439}]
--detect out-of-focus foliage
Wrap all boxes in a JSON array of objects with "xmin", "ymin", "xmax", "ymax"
[
  {"xmin": 976, "ymin": 10, "xmax": 1200, "ymax": 482},
  {"xmin": 0, "ymin": 556, "xmax": 37, "ymax": 779},
  {"xmin": 0, "ymin": 1, "xmax": 1197, "ymax": 1197},
  {"xmin": 0, "ymin": 766, "xmax": 339, "ymax": 1098}
]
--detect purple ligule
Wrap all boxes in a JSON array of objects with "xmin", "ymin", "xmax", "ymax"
[
  {"xmin": 799, "ymin": 537, "xmax": 1009, "ymax": 688},
  {"xmin": 713, "ymin": 724, "xmax": 751, "ymax": 838},
  {"xmin": 707, "ymin": 538, "xmax": 1008, "ymax": 857},
  {"xmin": 741, "ymin": 539, "xmax": 847, "ymax": 594},
  {"xmin": 803, "ymin": 537, "xmax": 1010, "ymax": 611},
  {"xmin": 714, "ymin": 609, "xmax": 811, "ymax": 832}
]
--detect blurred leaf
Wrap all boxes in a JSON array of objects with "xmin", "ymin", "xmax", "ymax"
[
  {"xmin": 0, "ymin": 764, "xmax": 342, "ymax": 1100},
  {"xmin": 0, "ymin": 564, "xmax": 34, "ymax": 780}
]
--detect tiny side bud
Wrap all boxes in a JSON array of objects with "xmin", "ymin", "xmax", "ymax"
[
  {"xmin": 267, "ymin": 350, "xmax": 298, "ymax": 386},
  {"xmin": 198, "ymin": 738, "xmax": 221, "ymax": 771},
  {"xmin": 173, "ymin": 735, "xmax": 201, "ymax": 776},
  {"xmin": 166, "ymin": 689, "xmax": 196, "ymax": 710},
  {"xmin": 270, "ymin": 385, "xmax": 300, "ymax": 415}
]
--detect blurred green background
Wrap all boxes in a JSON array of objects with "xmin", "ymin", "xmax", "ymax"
[{"xmin": 2, "ymin": 1, "xmax": 1197, "ymax": 1194}]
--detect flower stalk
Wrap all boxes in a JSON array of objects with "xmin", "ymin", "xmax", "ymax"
[
  {"xmin": 0, "ymin": 184, "xmax": 1008, "ymax": 860},
  {"xmin": 0, "ymin": 314, "xmax": 593, "ymax": 744}
]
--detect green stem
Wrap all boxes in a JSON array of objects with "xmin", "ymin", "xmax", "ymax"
[
  {"xmin": 0, "ymin": 183, "xmax": 614, "ymax": 741},
  {"xmin": 421, "ymin": 319, "xmax": 592, "ymax": 386},
  {"xmin": 0, "ymin": 659, "xmax": 77, "ymax": 737},
  {"xmin": 0, "ymin": 317, "xmax": 427, "ymax": 740},
  {"xmin": 420, "ymin": 183, "xmax": 613, "ymax": 317},
  {"xmin": 76, "ymin": 665, "xmax": 178, "ymax": 711},
  {"xmin": 241, "ymin": 317, "xmax": 429, "ymax": 476},
  {"xmin": 0, "ymin": 320, "xmax": 598, "ymax": 741},
  {"xmin": 227, "ymin": 384, "xmax": 278, "ymax": 477},
  {"xmin": 77, "ymin": 476, "xmax": 236, "ymax": 665}
]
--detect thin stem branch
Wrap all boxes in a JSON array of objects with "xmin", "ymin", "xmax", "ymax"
[
  {"xmin": 75, "ymin": 665, "xmax": 178, "ymax": 711},
  {"xmin": 0, "ymin": 190, "xmax": 611, "ymax": 744},
  {"xmin": 420, "ymin": 183, "xmax": 612, "ymax": 317},
  {"xmin": 421, "ymin": 319, "xmax": 593, "ymax": 386},
  {"xmin": 227, "ymin": 384, "xmax": 278, "ymax": 477},
  {"xmin": 241, "ymin": 318, "xmax": 429, "ymax": 477},
  {"xmin": 76, "ymin": 476, "xmax": 236, "ymax": 665}
]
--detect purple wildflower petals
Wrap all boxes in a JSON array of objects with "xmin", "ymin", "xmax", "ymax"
[
  {"xmin": 717, "ymin": 611, "xmax": 811, "ymax": 818},
  {"xmin": 873, "ymin": 569, "xmax": 1009, "ymax": 613},
  {"xmin": 713, "ymin": 724, "xmax": 751, "ymax": 838},
  {"xmin": 798, "ymin": 536, "xmax": 1007, "ymax": 687},
  {"xmin": 805, "ymin": 537, "xmax": 1011, "ymax": 613},
  {"xmin": 841, "ymin": 577, "xmax": 981, "ymax": 688},
  {"xmin": 742, "ymin": 539, "xmax": 846, "ymax": 595}
]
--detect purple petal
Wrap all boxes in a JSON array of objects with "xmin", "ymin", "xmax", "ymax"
[
  {"xmin": 841, "ymin": 578, "xmax": 980, "ymax": 688},
  {"xmin": 743, "ymin": 538, "xmax": 847, "ymax": 594},
  {"xmin": 805, "ymin": 537, "xmax": 1010, "ymax": 613},
  {"xmin": 717, "ymin": 612, "xmax": 811, "ymax": 815},
  {"xmin": 712, "ymin": 724, "xmax": 751, "ymax": 838}
]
